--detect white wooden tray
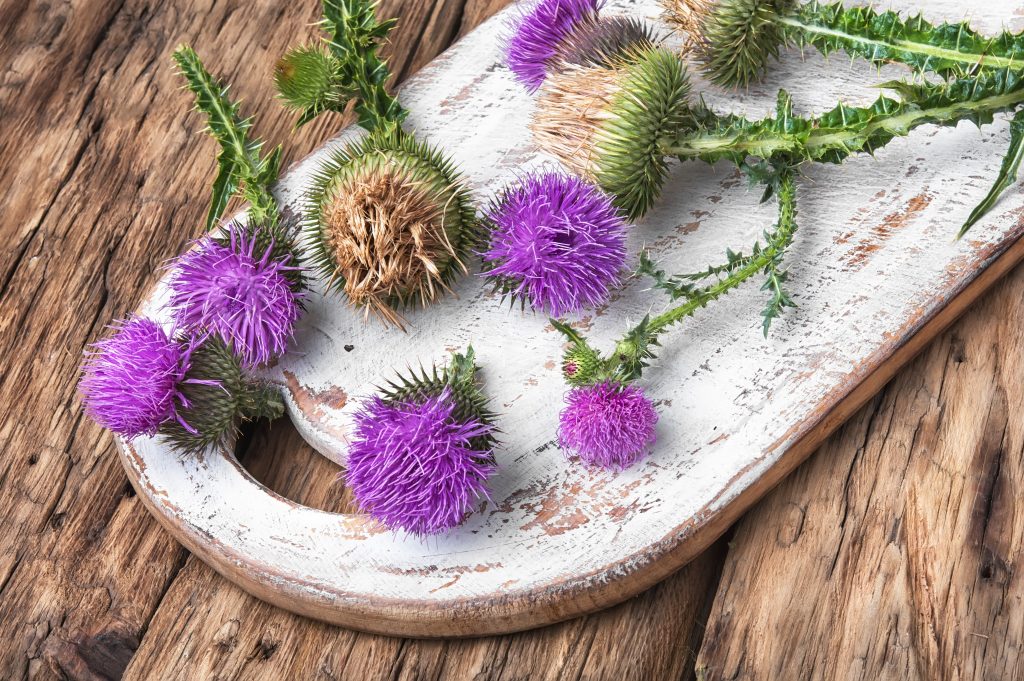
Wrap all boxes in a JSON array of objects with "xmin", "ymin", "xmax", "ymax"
[{"xmin": 117, "ymin": 0, "xmax": 1024, "ymax": 637}]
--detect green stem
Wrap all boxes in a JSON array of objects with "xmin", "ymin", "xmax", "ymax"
[
  {"xmin": 663, "ymin": 88, "xmax": 1024, "ymax": 161},
  {"xmin": 647, "ymin": 169, "xmax": 798, "ymax": 338}
]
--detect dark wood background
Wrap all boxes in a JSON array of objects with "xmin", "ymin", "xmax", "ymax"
[{"xmin": 2, "ymin": 0, "xmax": 1022, "ymax": 678}]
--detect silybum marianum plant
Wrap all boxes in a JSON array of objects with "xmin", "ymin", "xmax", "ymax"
[
  {"xmin": 658, "ymin": 0, "xmax": 1024, "ymax": 232},
  {"xmin": 80, "ymin": 47, "xmax": 306, "ymax": 453},
  {"xmin": 79, "ymin": 318, "xmax": 285, "ymax": 454}
]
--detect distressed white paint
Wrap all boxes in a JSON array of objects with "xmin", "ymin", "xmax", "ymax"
[{"xmin": 118, "ymin": 0, "xmax": 1024, "ymax": 635}]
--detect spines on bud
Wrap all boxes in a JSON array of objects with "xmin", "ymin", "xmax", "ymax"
[
  {"xmin": 274, "ymin": 44, "xmax": 349, "ymax": 119},
  {"xmin": 346, "ymin": 347, "xmax": 498, "ymax": 535},
  {"xmin": 160, "ymin": 336, "xmax": 285, "ymax": 455},
  {"xmin": 532, "ymin": 46, "xmax": 692, "ymax": 219},
  {"xmin": 553, "ymin": 15, "xmax": 657, "ymax": 71},
  {"xmin": 663, "ymin": 0, "xmax": 790, "ymax": 89},
  {"xmin": 304, "ymin": 131, "xmax": 478, "ymax": 327}
]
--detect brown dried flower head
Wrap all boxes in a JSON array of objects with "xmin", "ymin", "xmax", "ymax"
[{"xmin": 306, "ymin": 132, "xmax": 476, "ymax": 327}]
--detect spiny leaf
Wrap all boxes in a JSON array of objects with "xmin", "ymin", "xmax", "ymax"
[
  {"xmin": 780, "ymin": 1, "xmax": 1024, "ymax": 80},
  {"xmin": 961, "ymin": 108, "xmax": 1024, "ymax": 236},
  {"xmin": 665, "ymin": 69, "xmax": 1024, "ymax": 173},
  {"xmin": 173, "ymin": 44, "xmax": 280, "ymax": 228}
]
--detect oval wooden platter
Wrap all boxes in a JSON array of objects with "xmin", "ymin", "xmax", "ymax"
[{"xmin": 117, "ymin": 0, "xmax": 1024, "ymax": 637}]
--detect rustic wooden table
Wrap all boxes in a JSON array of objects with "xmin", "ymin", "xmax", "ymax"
[{"xmin": 2, "ymin": 0, "xmax": 1022, "ymax": 678}]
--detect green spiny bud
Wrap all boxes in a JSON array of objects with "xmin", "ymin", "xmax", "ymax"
[
  {"xmin": 562, "ymin": 344, "xmax": 604, "ymax": 387},
  {"xmin": 662, "ymin": 0, "xmax": 794, "ymax": 88},
  {"xmin": 159, "ymin": 336, "xmax": 284, "ymax": 454},
  {"xmin": 274, "ymin": 44, "xmax": 348, "ymax": 114},
  {"xmin": 532, "ymin": 46, "xmax": 692, "ymax": 220}
]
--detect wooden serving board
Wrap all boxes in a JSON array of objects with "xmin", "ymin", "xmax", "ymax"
[{"xmin": 117, "ymin": 0, "xmax": 1024, "ymax": 637}]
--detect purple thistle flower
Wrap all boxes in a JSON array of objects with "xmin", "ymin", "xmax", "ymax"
[
  {"xmin": 168, "ymin": 224, "xmax": 302, "ymax": 368},
  {"xmin": 505, "ymin": 0, "xmax": 599, "ymax": 92},
  {"xmin": 346, "ymin": 387, "xmax": 497, "ymax": 535},
  {"xmin": 558, "ymin": 381, "xmax": 658, "ymax": 470},
  {"xmin": 79, "ymin": 317, "xmax": 192, "ymax": 439},
  {"xmin": 481, "ymin": 172, "xmax": 627, "ymax": 316}
]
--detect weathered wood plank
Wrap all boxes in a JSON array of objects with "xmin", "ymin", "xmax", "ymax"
[
  {"xmin": 124, "ymin": 422, "xmax": 723, "ymax": 680},
  {"xmin": 0, "ymin": 0, "xmax": 521, "ymax": 676},
  {"xmin": 696, "ymin": 264, "xmax": 1024, "ymax": 680}
]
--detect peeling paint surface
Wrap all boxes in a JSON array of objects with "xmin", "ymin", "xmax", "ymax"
[{"xmin": 117, "ymin": 0, "xmax": 1024, "ymax": 633}]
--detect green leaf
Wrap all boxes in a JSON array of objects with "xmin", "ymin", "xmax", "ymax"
[
  {"xmin": 208, "ymin": 150, "xmax": 240, "ymax": 231},
  {"xmin": 960, "ymin": 108, "xmax": 1024, "ymax": 237},
  {"xmin": 173, "ymin": 44, "xmax": 279, "ymax": 225},
  {"xmin": 550, "ymin": 318, "xmax": 589, "ymax": 347},
  {"xmin": 779, "ymin": 1, "xmax": 1024, "ymax": 81}
]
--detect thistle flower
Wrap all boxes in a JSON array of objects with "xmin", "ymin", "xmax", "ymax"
[
  {"xmin": 79, "ymin": 317, "xmax": 193, "ymax": 439},
  {"xmin": 505, "ymin": 0, "xmax": 599, "ymax": 91},
  {"xmin": 305, "ymin": 131, "xmax": 477, "ymax": 327},
  {"xmin": 168, "ymin": 223, "xmax": 303, "ymax": 368},
  {"xmin": 345, "ymin": 348, "xmax": 498, "ymax": 535},
  {"xmin": 558, "ymin": 381, "xmax": 658, "ymax": 470},
  {"xmin": 79, "ymin": 318, "xmax": 284, "ymax": 453},
  {"xmin": 531, "ymin": 46, "xmax": 692, "ymax": 220},
  {"xmin": 481, "ymin": 172, "xmax": 628, "ymax": 316}
]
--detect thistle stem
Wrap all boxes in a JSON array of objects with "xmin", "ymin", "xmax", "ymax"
[
  {"xmin": 662, "ymin": 88, "xmax": 1024, "ymax": 161},
  {"xmin": 644, "ymin": 169, "xmax": 798, "ymax": 338}
]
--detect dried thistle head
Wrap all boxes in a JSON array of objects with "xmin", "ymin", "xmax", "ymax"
[
  {"xmin": 531, "ymin": 46, "xmax": 691, "ymax": 220},
  {"xmin": 305, "ymin": 132, "xmax": 477, "ymax": 326},
  {"xmin": 661, "ymin": 0, "xmax": 792, "ymax": 88}
]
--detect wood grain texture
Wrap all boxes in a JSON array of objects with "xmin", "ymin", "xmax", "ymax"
[
  {"xmin": 117, "ymin": 0, "xmax": 1024, "ymax": 637},
  {"xmin": 695, "ymin": 257, "xmax": 1024, "ymax": 680},
  {"xmin": 3, "ymin": 0, "xmax": 1024, "ymax": 676},
  {"xmin": 123, "ymin": 423, "xmax": 725, "ymax": 680}
]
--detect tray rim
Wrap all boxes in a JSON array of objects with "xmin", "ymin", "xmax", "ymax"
[{"xmin": 116, "ymin": 228, "xmax": 1024, "ymax": 637}]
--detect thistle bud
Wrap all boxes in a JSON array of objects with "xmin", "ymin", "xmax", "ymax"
[
  {"xmin": 161, "ymin": 335, "xmax": 285, "ymax": 454},
  {"xmin": 562, "ymin": 344, "xmax": 604, "ymax": 387},
  {"xmin": 305, "ymin": 131, "xmax": 477, "ymax": 327},
  {"xmin": 662, "ymin": 0, "xmax": 792, "ymax": 88},
  {"xmin": 274, "ymin": 44, "xmax": 348, "ymax": 114},
  {"xmin": 345, "ymin": 348, "xmax": 498, "ymax": 535},
  {"xmin": 531, "ymin": 46, "xmax": 691, "ymax": 220}
]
